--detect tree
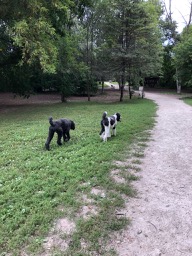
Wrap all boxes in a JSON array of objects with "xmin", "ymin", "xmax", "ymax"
[
  {"xmin": 99, "ymin": 0, "xmax": 163, "ymax": 101},
  {"xmin": 0, "ymin": 0, "xmax": 93, "ymax": 96},
  {"xmin": 160, "ymin": 0, "xmax": 181, "ymax": 92},
  {"xmin": 174, "ymin": 25, "xmax": 192, "ymax": 88},
  {"xmin": 76, "ymin": 0, "xmax": 106, "ymax": 101},
  {"xmin": 173, "ymin": 2, "xmax": 192, "ymax": 90},
  {"xmin": 159, "ymin": 44, "xmax": 176, "ymax": 88},
  {"xmin": 160, "ymin": 0, "xmax": 192, "ymax": 93},
  {"xmin": 0, "ymin": 0, "xmax": 167, "ymax": 99}
]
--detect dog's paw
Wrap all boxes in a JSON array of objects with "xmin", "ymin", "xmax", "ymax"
[{"xmin": 45, "ymin": 143, "xmax": 50, "ymax": 151}]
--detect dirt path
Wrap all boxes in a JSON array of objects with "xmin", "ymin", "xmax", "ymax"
[{"xmin": 111, "ymin": 92, "xmax": 192, "ymax": 256}]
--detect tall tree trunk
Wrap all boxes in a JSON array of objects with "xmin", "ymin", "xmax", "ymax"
[
  {"xmin": 176, "ymin": 68, "xmax": 181, "ymax": 94},
  {"xmin": 86, "ymin": 24, "xmax": 91, "ymax": 101},
  {"xmin": 87, "ymin": 77, "xmax": 91, "ymax": 101},
  {"xmin": 128, "ymin": 85, "xmax": 132, "ymax": 99},
  {"xmin": 61, "ymin": 93, "xmax": 67, "ymax": 102},
  {"xmin": 101, "ymin": 79, "xmax": 104, "ymax": 93},
  {"xmin": 120, "ymin": 85, "xmax": 124, "ymax": 101},
  {"xmin": 119, "ymin": 62, "xmax": 126, "ymax": 101}
]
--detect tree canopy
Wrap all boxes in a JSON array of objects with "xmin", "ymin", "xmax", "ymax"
[
  {"xmin": 1, "ymin": 0, "xmax": 191, "ymax": 100},
  {"xmin": 174, "ymin": 25, "xmax": 192, "ymax": 88}
]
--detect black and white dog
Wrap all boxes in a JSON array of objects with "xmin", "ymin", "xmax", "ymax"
[
  {"xmin": 99, "ymin": 111, "xmax": 121, "ymax": 142},
  {"xmin": 45, "ymin": 117, "xmax": 75, "ymax": 150}
]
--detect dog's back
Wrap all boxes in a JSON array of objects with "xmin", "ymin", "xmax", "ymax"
[
  {"xmin": 109, "ymin": 113, "xmax": 121, "ymax": 127},
  {"xmin": 60, "ymin": 118, "xmax": 75, "ymax": 131},
  {"xmin": 49, "ymin": 117, "xmax": 62, "ymax": 128}
]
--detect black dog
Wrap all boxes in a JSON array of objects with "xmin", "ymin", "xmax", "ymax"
[{"xmin": 45, "ymin": 117, "xmax": 75, "ymax": 150}]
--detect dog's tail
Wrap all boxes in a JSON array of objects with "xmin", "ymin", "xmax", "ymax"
[
  {"xmin": 102, "ymin": 111, "xmax": 107, "ymax": 120},
  {"xmin": 49, "ymin": 117, "xmax": 54, "ymax": 126}
]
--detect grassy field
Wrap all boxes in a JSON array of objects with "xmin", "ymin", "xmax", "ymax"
[
  {"xmin": 0, "ymin": 97, "xmax": 156, "ymax": 255},
  {"xmin": 183, "ymin": 97, "xmax": 192, "ymax": 106}
]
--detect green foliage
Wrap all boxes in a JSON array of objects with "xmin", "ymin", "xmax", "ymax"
[
  {"xmin": 159, "ymin": 44, "xmax": 176, "ymax": 88},
  {"xmin": 95, "ymin": 0, "xmax": 163, "ymax": 92},
  {"xmin": 0, "ymin": 98, "xmax": 156, "ymax": 254},
  {"xmin": 160, "ymin": 5, "xmax": 181, "ymax": 90},
  {"xmin": 174, "ymin": 25, "xmax": 192, "ymax": 88},
  {"xmin": 183, "ymin": 97, "xmax": 192, "ymax": 106},
  {"xmin": 1, "ymin": 0, "xmax": 165, "ymax": 97}
]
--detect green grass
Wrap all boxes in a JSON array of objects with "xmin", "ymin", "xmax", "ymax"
[
  {"xmin": 183, "ymin": 96, "xmax": 192, "ymax": 106},
  {"xmin": 0, "ymin": 98, "xmax": 156, "ymax": 255}
]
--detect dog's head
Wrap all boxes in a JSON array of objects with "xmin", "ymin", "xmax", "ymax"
[
  {"xmin": 116, "ymin": 113, "xmax": 121, "ymax": 122},
  {"xmin": 71, "ymin": 121, "xmax": 75, "ymax": 130}
]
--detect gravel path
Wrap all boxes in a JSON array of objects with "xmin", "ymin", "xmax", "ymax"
[{"xmin": 112, "ymin": 92, "xmax": 192, "ymax": 256}]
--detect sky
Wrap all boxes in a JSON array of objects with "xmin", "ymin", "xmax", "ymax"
[{"xmin": 163, "ymin": 0, "xmax": 191, "ymax": 32}]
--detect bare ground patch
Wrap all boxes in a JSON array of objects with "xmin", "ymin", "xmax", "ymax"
[
  {"xmin": 41, "ymin": 218, "xmax": 76, "ymax": 255},
  {"xmin": 0, "ymin": 90, "xmax": 122, "ymax": 114}
]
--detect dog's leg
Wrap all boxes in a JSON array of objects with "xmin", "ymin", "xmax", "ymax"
[
  {"xmin": 63, "ymin": 130, "xmax": 70, "ymax": 142},
  {"xmin": 103, "ymin": 126, "xmax": 111, "ymax": 142},
  {"xmin": 63, "ymin": 132, "xmax": 67, "ymax": 142},
  {"xmin": 106, "ymin": 125, "xmax": 111, "ymax": 138},
  {"xmin": 100, "ymin": 132, "xmax": 105, "ymax": 141},
  {"xmin": 65, "ymin": 131, "xmax": 70, "ymax": 141},
  {"xmin": 56, "ymin": 128, "xmax": 63, "ymax": 146},
  {"xmin": 100, "ymin": 121, "xmax": 106, "ymax": 141},
  {"xmin": 102, "ymin": 131, "xmax": 107, "ymax": 142},
  {"xmin": 112, "ymin": 126, "xmax": 116, "ymax": 136},
  {"xmin": 45, "ymin": 127, "xmax": 55, "ymax": 150},
  {"xmin": 99, "ymin": 121, "xmax": 105, "ymax": 136},
  {"xmin": 111, "ymin": 127, "xmax": 114, "ymax": 136},
  {"xmin": 102, "ymin": 127, "xmax": 107, "ymax": 142}
]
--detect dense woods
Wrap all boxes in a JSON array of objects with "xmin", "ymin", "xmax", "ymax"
[{"xmin": 0, "ymin": 0, "xmax": 192, "ymax": 101}]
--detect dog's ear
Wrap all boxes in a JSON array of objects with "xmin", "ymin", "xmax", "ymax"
[
  {"xmin": 116, "ymin": 113, "xmax": 121, "ymax": 121},
  {"xmin": 71, "ymin": 121, "xmax": 75, "ymax": 130}
]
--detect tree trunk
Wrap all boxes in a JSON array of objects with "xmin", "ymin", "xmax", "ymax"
[
  {"xmin": 87, "ymin": 82, "xmax": 91, "ymax": 101},
  {"xmin": 142, "ymin": 86, "xmax": 144, "ymax": 98},
  {"xmin": 120, "ymin": 85, "xmax": 124, "ymax": 102},
  {"xmin": 176, "ymin": 68, "xmax": 181, "ymax": 94},
  {"xmin": 177, "ymin": 85, "xmax": 181, "ymax": 94},
  {"xmin": 101, "ymin": 80, "xmax": 104, "ymax": 93},
  {"xmin": 128, "ymin": 85, "xmax": 132, "ymax": 99},
  {"xmin": 61, "ymin": 93, "xmax": 67, "ymax": 102},
  {"xmin": 86, "ymin": 24, "xmax": 91, "ymax": 101},
  {"xmin": 119, "ymin": 64, "xmax": 126, "ymax": 101}
]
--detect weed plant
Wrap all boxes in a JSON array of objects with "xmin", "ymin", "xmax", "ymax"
[{"xmin": 0, "ymin": 98, "xmax": 156, "ymax": 255}]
